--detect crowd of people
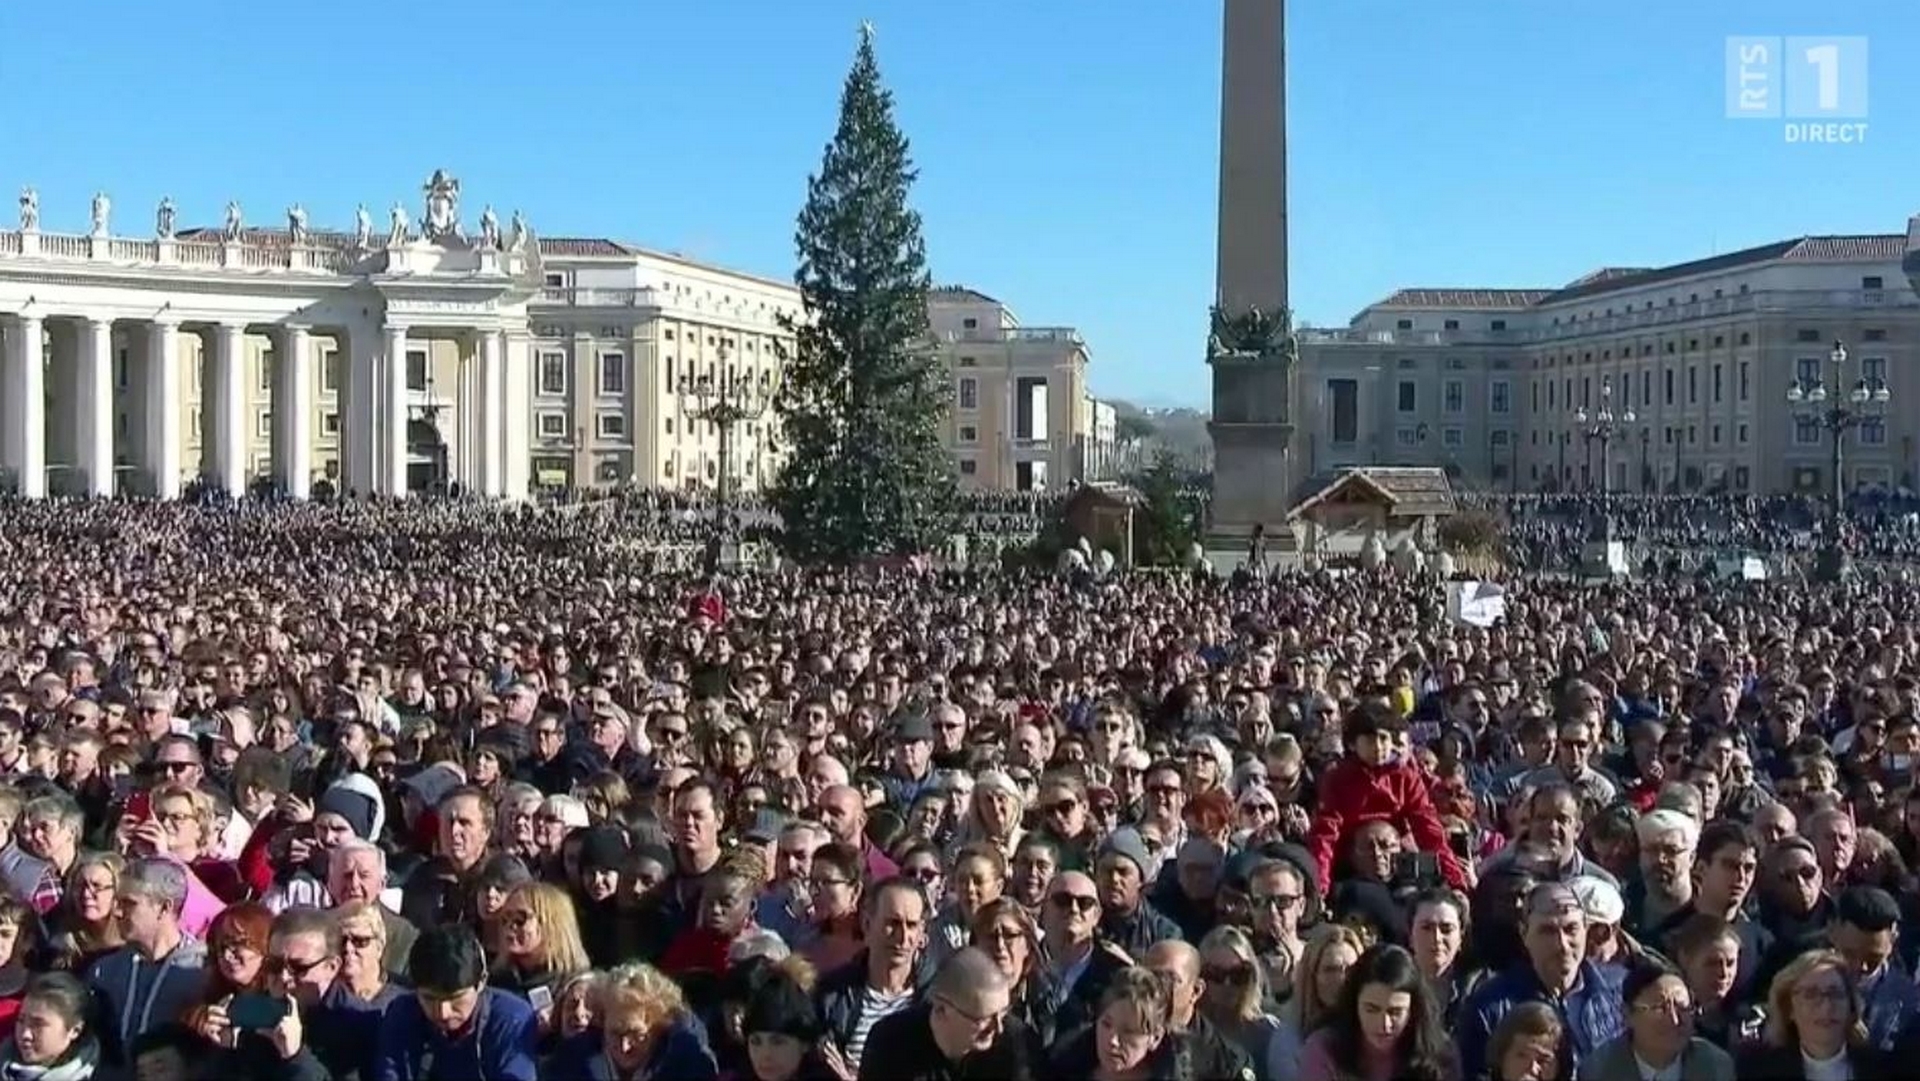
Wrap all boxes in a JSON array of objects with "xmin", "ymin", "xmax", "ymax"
[
  {"xmin": 0, "ymin": 495, "xmax": 1917, "ymax": 1079},
  {"xmin": 1487, "ymin": 493, "xmax": 1920, "ymax": 571}
]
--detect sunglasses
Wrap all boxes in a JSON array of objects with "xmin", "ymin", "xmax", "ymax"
[
  {"xmin": 1044, "ymin": 799, "xmax": 1079, "ymax": 816},
  {"xmin": 1049, "ymin": 893, "xmax": 1098, "ymax": 913},
  {"xmin": 267, "ymin": 955, "xmax": 334, "ymax": 978}
]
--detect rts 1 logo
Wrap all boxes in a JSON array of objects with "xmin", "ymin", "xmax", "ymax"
[{"xmin": 1726, "ymin": 36, "xmax": 1869, "ymax": 143}]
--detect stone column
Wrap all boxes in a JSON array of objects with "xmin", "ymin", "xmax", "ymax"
[
  {"xmin": 209, "ymin": 323, "xmax": 248, "ymax": 496},
  {"xmin": 3, "ymin": 315, "xmax": 45, "ymax": 498},
  {"xmin": 454, "ymin": 348, "xmax": 477, "ymax": 493},
  {"xmin": 146, "ymin": 320, "xmax": 184, "ymax": 499},
  {"xmin": 277, "ymin": 325, "xmax": 313, "ymax": 499},
  {"xmin": 379, "ymin": 323, "xmax": 409, "ymax": 497},
  {"xmin": 78, "ymin": 318, "xmax": 115, "ymax": 498},
  {"xmin": 479, "ymin": 329, "xmax": 506, "ymax": 497},
  {"xmin": 344, "ymin": 327, "xmax": 377, "ymax": 497},
  {"xmin": 502, "ymin": 330, "xmax": 532, "ymax": 498}
]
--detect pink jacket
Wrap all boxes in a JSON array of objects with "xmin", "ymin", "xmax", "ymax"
[{"xmin": 165, "ymin": 856, "xmax": 226, "ymax": 939}]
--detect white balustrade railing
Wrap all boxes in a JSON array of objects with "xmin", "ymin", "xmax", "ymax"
[
  {"xmin": 108, "ymin": 239, "xmax": 158, "ymax": 262},
  {"xmin": 0, "ymin": 234, "xmax": 17, "ymax": 256},
  {"xmin": 174, "ymin": 241, "xmax": 222, "ymax": 266},
  {"xmin": 40, "ymin": 233, "xmax": 89, "ymax": 258}
]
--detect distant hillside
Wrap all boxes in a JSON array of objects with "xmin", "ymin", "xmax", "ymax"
[{"xmin": 1106, "ymin": 399, "xmax": 1212, "ymax": 473}]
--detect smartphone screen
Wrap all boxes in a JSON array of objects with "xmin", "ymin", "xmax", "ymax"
[
  {"xmin": 228, "ymin": 992, "xmax": 289, "ymax": 1031},
  {"xmin": 124, "ymin": 790, "xmax": 152, "ymax": 824},
  {"xmin": 528, "ymin": 986, "xmax": 554, "ymax": 1013}
]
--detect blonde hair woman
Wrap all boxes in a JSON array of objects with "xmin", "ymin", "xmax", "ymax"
[
  {"xmin": 955, "ymin": 770, "xmax": 1026, "ymax": 861},
  {"xmin": 491, "ymin": 882, "xmax": 591, "ymax": 1016},
  {"xmin": 1737, "ymin": 948, "xmax": 1883, "ymax": 1078},
  {"xmin": 548, "ymin": 961, "xmax": 716, "ymax": 1079},
  {"xmin": 335, "ymin": 901, "xmax": 401, "ymax": 1009},
  {"xmin": 1269, "ymin": 923, "xmax": 1368, "ymax": 1080},
  {"xmin": 1196, "ymin": 926, "xmax": 1283, "ymax": 1074},
  {"xmin": 45, "ymin": 852, "xmax": 123, "ymax": 972}
]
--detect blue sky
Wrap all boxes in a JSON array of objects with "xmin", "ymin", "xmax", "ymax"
[{"xmin": 1, "ymin": 1, "xmax": 1912, "ymax": 407}]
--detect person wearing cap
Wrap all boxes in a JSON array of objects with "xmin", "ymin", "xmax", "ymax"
[
  {"xmin": 256, "ymin": 771, "xmax": 387, "ymax": 913},
  {"xmin": 877, "ymin": 710, "xmax": 936, "ymax": 810},
  {"xmin": 1828, "ymin": 885, "xmax": 1919, "ymax": 1052},
  {"xmin": 1092, "ymin": 827, "xmax": 1181, "ymax": 960},
  {"xmin": 1305, "ymin": 701, "xmax": 1467, "ymax": 897},
  {"xmin": 1460, "ymin": 881, "xmax": 1626, "ymax": 1081}
]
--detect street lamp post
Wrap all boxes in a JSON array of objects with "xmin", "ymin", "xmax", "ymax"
[
  {"xmin": 676, "ymin": 345, "xmax": 780, "ymax": 573},
  {"xmin": 1574, "ymin": 383, "xmax": 1636, "ymax": 572},
  {"xmin": 1638, "ymin": 427, "xmax": 1652, "ymax": 495},
  {"xmin": 1787, "ymin": 339, "xmax": 1889, "ymax": 582}
]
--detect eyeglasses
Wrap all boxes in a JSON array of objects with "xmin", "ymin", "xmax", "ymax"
[
  {"xmin": 904, "ymin": 867, "xmax": 942, "ymax": 883},
  {"xmin": 342, "ymin": 932, "xmax": 380, "ymax": 951},
  {"xmin": 1778, "ymin": 864, "xmax": 1820, "ymax": 882},
  {"xmin": 1239, "ymin": 802, "xmax": 1277, "ymax": 815},
  {"xmin": 655, "ymin": 728, "xmax": 688, "ymax": 742},
  {"xmin": 1632, "ymin": 996, "xmax": 1693, "ymax": 1015},
  {"xmin": 1253, "ymin": 893, "xmax": 1303, "ymax": 911},
  {"xmin": 267, "ymin": 954, "xmax": 335, "ymax": 978},
  {"xmin": 809, "ymin": 876, "xmax": 853, "ymax": 891},
  {"xmin": 980, "ymin": 926, "xmax": 1024, "ymax": 944},
  {"xmin": 1044, "ymin": 799, "xmax": 1079, "ymax": 816},
  {"xmin": 1049, "ymin": 893, "xmax": 1099, "ymax": 913},
  {"xmin": 157, "ymin": 760, "xmax": 197, "ymax": 774}
]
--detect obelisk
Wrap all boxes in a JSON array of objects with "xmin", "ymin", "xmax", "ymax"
[{"xmin": 1205, "ymin": 0, "xmax": 1299, "ymax": 569}]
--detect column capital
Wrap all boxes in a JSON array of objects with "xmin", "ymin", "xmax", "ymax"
[
  {"xmin": 280, "ymin": 322, "xmax": 313, "ymax": 335},
  {"xmin": 83, "ymin": 315, "xmax": 113, "ymax": 332}
]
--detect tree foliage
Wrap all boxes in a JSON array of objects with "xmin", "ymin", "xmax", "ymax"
[
  {"xmin": 771, "ymin": 26, "xmax": 957, "ymax": 563},
  {"xmin": 1136, "ymin": 451, "xmax": 1199, "ymax": 566}
]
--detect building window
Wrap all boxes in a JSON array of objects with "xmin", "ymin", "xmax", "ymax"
[
  {"xmin": 321, "ymin": 348, "xmax": 341, "ymax": 394},
  {"xmin": 258, "ymin": 353, "xmax": 274, "ymax": 394},
  {"xmin": 665, "ymin": 417, "xmax": 675, "ymax": 436},
  {"xmin": 1444, "ymin": 319, "xmax": 1460, "ymax": 331},
  {"xmin": 1795, "ymin": 417, "xmax": 1821, "ymax": 445},
  {"xmin": 1491, "ymin": 429, "xmax": 1511, "ymax": 447},
  {"xmin": 1642, "ymin": 371, "xmax": 1651, "ymax": 407},
  {"xmin": 543, "ymin": 272, "xmax": 566, "ymax": 289},
  {"xmin": 405, "ymin": 349, "xmax": 428, "ymax": 392},
  {"xmin": 1443, "ymin": 381, "xmax": 1463, "ymax": 414},
  {"xmin": 537, "ymin": 412, "xmax": 568, "ymax": 440},
  {"xmin": 1664, "ymin": 369, "xmax": 1675, "ymax": 406},
  {"xmin": 321, "ymin": 412, "xmax": 341, "ymax": 437},
  {"xmin": 1864, "ymin": 329, "xmax": 1887, "ymax": 342},
  {"xmin": 1739, "ymin": 362, "xmax": 1750, "ymax": 401},
  {"xmin": 1397, "ymin": 381, "xmax": 1417, "ymax": 413},
  {"xmin": 596, "ymin": 413, "xmax": 628, "ymax": 441},
  {"xmin": 1397, "ymin": 358, "xmax": 1418, "ymax": 370},
  {"xmin": 537, "ymin": 352, "xmax": 568, "ymax": 396},
  {"xmin": 1797, "ymin": 357, "xmax": 1820, "ymax": 386},
  {"xmin": 1738, "ymin": 424, "xmax": 1749, "ymax": 444},
  {"xmin": 959, "ymin": 459, "xmax": 977, "ymax": 476},
  {"xmin": 958, "ymin": 425, "xmax": 978, "ymax": 443},
  {"xmin": 1442, "ymin": 427, "xmax": 1463, "ymax": 448},
  {"xmin": 1688, "ymin": 367, "xmax": 1698, "ymax": 405},
  {"xmin": 1864, "ymin": 276, "xmax": 1884, "ymax": 290},
  {"xmin": 957, "ymin": 355, "xmax": 977, "ymax": 368},
  {"xmin": 1396, "ymin": 428, "xmax": 1419, "ymax": 448},
  {"xmin": 255, "ymin": 410, "xmax": 272, "ymax": 440},
  {"xmin": 957, "ymin": 377, "xmax": 978, "ymax": 410},
  {"xmin": 1329, "ymin": 379, "xmax": 1358, "ymax": 445},
  {"xmin": 1396, "ymin": 319, "xmax": 1413, "ymax": 330},
  {"xmin": 1712, "ymin": 363, "xmax": 1723, "ymax": 403},
  {"xmin": 1797, "ymin": 329, "xmax": 1821, "ymax": 343},
  {"xmin": 598, "ymin": 352, "xmax": 627, "ymax": 397},
  {"xmin": 1491, "ymin": 381, "xmax": 1511, "ymax": 414},
  {"xmin": 1864, "ymin": 356, "xmax": 1887, "ymax": 387},
  {"xmin": 1491, "ymin": 319, "xmax": 1507, "ymax": 331},
  {"xmin": 1862, "ymin": 417, "xmax": 1888, "ymax": 445}
]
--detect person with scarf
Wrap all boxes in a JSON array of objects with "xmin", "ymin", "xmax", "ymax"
[{"xmin": 0, "ymin": 973, "xmax": 100, "ymax": 1081}]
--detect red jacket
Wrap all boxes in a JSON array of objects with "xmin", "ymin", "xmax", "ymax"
[{"xmin": 1306, "ymin": 755, "xmax": 1468, "ymax": 893}]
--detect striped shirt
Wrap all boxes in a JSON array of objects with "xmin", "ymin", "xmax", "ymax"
[{"xmin": 845, "ymin": 985, "xmax": 913, "ymax": 1074}]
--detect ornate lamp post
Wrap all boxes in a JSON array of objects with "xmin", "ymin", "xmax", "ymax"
[
  {"xmin": 1574, "ymin": 383, "xmax": 1636, "ymax": 570},
  {"xmin": 676, "ymin": 344, "xmax": 780, "ymax": 573},
  {"xmin": 1787, "ymin": 339, "xmax": 1889, "ymax": 582}
]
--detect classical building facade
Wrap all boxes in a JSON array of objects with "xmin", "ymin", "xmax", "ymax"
[
  {"xmin": 0, "ymin": 175, "xmax": 802, "ymax": 499},
  {"xmin": 1301, "ymin": 226, "xmax": 1920, "ymax": 496},
  {"xmin": 930, "ymin": 286, "xmax": 1110, "ymax": 491}
]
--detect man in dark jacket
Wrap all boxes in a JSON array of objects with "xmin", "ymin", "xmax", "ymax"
[
  {"xmin": 858, "ymin": 947, "xmax": 1038, "ymax": 1081},
  {"xmin": 1459, "ymin": 881, "xmax": 1625, "ymax": 1081},
  {"xmin": 1093, "ymin": 827, "xmax": 1181, "ymax": 959},
  {"xmin": 1033, "ymin": 870, "xmax": 1130, "ymax": 1048},
  {"xmin": 1146, "ymin": 940, "xmax": 1255, "ymax": 1081},
  {"xmin": 374, "ymin": 925, "xmax": 539, "ymax": 1081}
]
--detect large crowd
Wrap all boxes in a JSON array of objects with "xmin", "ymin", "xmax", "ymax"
[
  {"xmin": 1488, "ymin": 493, "xmax": 1920, "ymax": 571},
  {"xmin": 0, "ymin": 494, "xmax": 1916, "ymax": 1080}
]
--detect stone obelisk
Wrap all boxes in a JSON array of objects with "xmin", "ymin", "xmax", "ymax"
[{"xmin": 1205, "ymin": 0, "xmax": 1299, "ymax": 569}]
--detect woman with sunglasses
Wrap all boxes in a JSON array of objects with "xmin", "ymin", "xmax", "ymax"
[
  {"xmin": 1194, "ymin": 926, "xmax": 1284, "ymax": 1075},
  {"xmin": 181, "ymin": 902, "xmax": 272, "ymax": 1052},
  {"xmin": 317, "ymin": 900, "xmax": 402, "ymax": 1080}
]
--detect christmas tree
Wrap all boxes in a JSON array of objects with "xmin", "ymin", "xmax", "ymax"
[{"xmin": 773, "ymin": 23, "xmax": 956, "ymax": 563}]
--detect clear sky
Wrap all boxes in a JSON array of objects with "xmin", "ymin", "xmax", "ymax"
[{"xmin": 1, "ymin": 1, "xmax": 1913, "ymax": 407}]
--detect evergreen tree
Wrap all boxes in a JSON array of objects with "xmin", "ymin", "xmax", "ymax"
[
  {"xmin": 1136, "ymin": 451, "xmax": 1197, "ymax": 566},
  {"xmin": 772, "ymin": 24, "xmax": 956, "ymax": 563}
]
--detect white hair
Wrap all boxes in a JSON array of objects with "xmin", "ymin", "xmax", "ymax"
[
  {"xmin": 329, "ymin": 839, "xmax": 388, "ymax": 877},
  {"xmin": 1636, "ymin": 808, "xmax": 1700, "ymax": 850},
  {"xmin": 727, "ymin": 929, "xmax": 790, "ymax": 965},
  {"xmin": 541, "ymin": 794, "xmax": 591, "ymax": 830}
]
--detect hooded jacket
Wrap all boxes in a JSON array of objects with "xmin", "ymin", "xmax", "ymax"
[
  {"xmin": 374, "ymin": 986, "xmax": 539, "ymax": 1081},
  {"xmin": 84, "ymin": 935, "xmax": 207, "ymax": 1079}
]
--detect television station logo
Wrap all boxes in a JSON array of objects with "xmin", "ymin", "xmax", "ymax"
[{"xmin": 1725, "ymin": 36, "xmax": 1868, "ymax": 144}]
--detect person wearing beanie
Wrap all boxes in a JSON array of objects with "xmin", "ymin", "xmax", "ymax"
[
  {"xmin": 236, "ymin": 771, "xmax": 387, "ymax": 912},
  {"xmin": 1092, "ymin": 827, "xmax": 1182, "ymax": 960},
  {"xmin": 573, "ymin": 826, "xmax": 637, "ymax": 968},
  {"xmin": 735, "ymin": 959, "xmax": 842, "ymax": 1081},
  {"xmin": 1305, "ymin": 701, "xmax": 1467, "ymax": 897}
]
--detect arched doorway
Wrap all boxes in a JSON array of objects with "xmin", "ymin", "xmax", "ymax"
[{"xmin": 407, "ymin": 417, "xmax": 449, "ymax": 495}]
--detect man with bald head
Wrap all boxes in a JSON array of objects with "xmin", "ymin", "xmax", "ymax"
[
  {"xmin": 1145, "ymin": 940, "xmax": 1254, "ymax": 1081},
  {"xmin": 857, "ymin": 946, "xmax": 1038, "ymax": 1080},
  {"xmin": 818, "ymin": 784, "xmax": 898, "ymax": 883}
]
